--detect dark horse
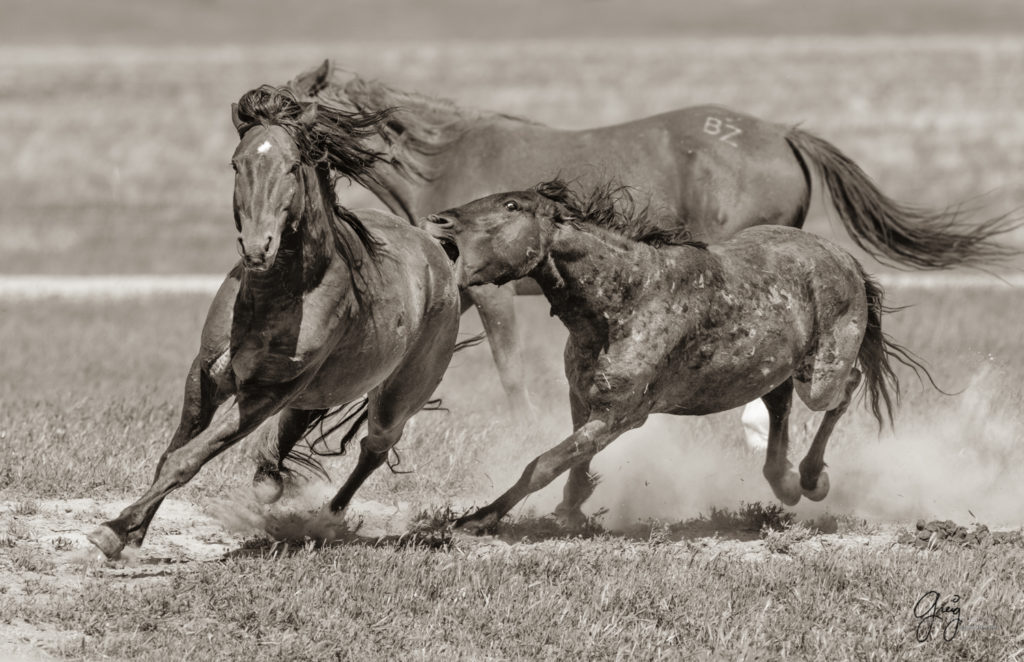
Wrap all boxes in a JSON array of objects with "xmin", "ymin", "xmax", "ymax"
[
  {"xmin": 87, "ymin": 86, "xmax": 462, "ymax": 559},
  {"xmin": 425, "ymin": 181, "xmax": 933, "ymax": 531},
  {"xmin": 288, "ymin": 60, "xmax": 1016, "ymax": 419}
]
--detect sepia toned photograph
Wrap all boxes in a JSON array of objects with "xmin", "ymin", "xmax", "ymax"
[{"xmin": 1, "ymin": 1, "xmax": 1022, "ymax": 659}]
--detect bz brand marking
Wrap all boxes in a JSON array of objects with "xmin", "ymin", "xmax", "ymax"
[{"xmin": 703, "ymin": 116, "xmax": 743, "ymax": 147}]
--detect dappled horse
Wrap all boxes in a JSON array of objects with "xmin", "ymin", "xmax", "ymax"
[
  {"xmin": 288, "ymin": 60, "xmax": 1016, "ymax": 426},
  {"xmin": 86, "ymin": 86, "xmax": 463, "ymax": 559},
  {"xmin": 424, "ymin": 181, "xmax": 934, "ymax": 531}
]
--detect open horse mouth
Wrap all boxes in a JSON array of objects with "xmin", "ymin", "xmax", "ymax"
[{"xmin": 437, "ymin": 237, "xmax": 460, "ymax": 262}]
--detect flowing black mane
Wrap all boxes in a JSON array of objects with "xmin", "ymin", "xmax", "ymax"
[
  {"xmin": 535, "ymin": 179, "xmax": 706, "ymax": 249},
  {"xmin": 234, "ymin": 85, "xmax": 384, "ymax": 286},
  {"xmin": 288, "ymin": 61, "xmax": 537, "ymax": 182},
  {"xmin": 235, "ymin": 84, "xmax": 390, "ymax": 179}
]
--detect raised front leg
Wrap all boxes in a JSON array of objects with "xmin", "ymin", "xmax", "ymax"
[
  {"xmin": 87, "ymin": 393, "xmax": 279, "ymax": 559},
  {"xmin": 455, "ymin": 419, "xmax": 618, "ymax": 533},
  {"xmin": 797, "ymin": 368, "xmax": 862, "ymax": 502},
  {"xmin": 465, "ymin": 283, "xmax": 535, "ymax": 420}
]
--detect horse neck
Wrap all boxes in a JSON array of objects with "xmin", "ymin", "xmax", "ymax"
[{"xmin": 528, "ymin": 227, "xmax": 653, "ymax": 340}]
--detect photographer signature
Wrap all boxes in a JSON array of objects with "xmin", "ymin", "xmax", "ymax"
[{"xmin": 914, "ymin": 591, "xmax": 961, "ymax": 642}]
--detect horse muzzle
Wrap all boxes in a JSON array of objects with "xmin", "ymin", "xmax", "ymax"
[{"xmin": 238, "ymin": 234, "xmax": 279, "ymax": 271}]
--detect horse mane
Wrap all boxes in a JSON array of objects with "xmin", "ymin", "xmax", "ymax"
[
  {"xmin": 535, "ymin": 179, "xmax": 706, "ymax": 249},
  {"xmin": 235, "ymin": 84, "xmax": 390, "ymax": 179},
  {"xmin": 298, "ymin": 66, "xmax": 537, "ymax": 182},
  {"xmin": 234, "ymin": 85, "xmax": 383, "ymax": 291}
]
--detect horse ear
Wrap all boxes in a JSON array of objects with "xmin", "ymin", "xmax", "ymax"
[
  {"xmin": 298, "ymin": 101, "xmax": 318, "ymax": 127},
  {"xmin": 288, "ymin": 59, "xmax": 333, "ymax": 96},
  {"xmin": 231, "ymin": 103, "xmax": 245, "ymax": 135},
  {"xmin": 314, "ymin": 60, "xmax": 332, "ymax": 88}
]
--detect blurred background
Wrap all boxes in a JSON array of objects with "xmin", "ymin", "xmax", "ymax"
[{"xmin": 2, "ymin": 0, "xmax": 1022, "ymax": 274}]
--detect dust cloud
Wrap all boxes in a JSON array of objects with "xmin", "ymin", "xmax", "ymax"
[{"xmin": 511, "ymin": 362, "xmax": 1024, "ymax": 529}]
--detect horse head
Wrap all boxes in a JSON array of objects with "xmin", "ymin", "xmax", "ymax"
[
  {"xmin": 230, "ymin": 90, "xmax": 314, "ymax": 272},
  {"xmin": 423, "ymin": 183, "xmax": 576, "ymax": 288}
]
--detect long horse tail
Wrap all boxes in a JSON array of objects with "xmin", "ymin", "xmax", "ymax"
[
  {"xmin": 282, "ymin": 331, "xmax": 487, "ymax": 477},
  {"xmin": 856, "ymin": 270, "xmax": 941, "ymax": 427},
  {"xmin": 786, "ymin": 127, "xmax": 1021, "ymax": 270}
]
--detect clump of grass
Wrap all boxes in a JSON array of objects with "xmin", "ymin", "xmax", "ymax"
[
  {"xmin": 51, "ymin": 536, "xmax": 74, "ymax": 552},
  {"xmin": 12, "ymin": 499, "xmax": 40, "ymax": 516},
  {"xmin": 8, "ymin": 546, "xmax": 55, "ymax": 573},
  {"xmin": 763, "ymin": 522, "xmax": 815, "ymax": 554},
  {"xmin": 403, "ymin": 505, "xmax": 457, "ymax": 549},
  {"xmin": 4, "ymin": 518, "xmax": 33, "ymax": 542}
]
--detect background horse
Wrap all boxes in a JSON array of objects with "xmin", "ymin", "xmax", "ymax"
[
  {"xmin": 424, "ymin": 180, "xmax": 934, "ymax": 531},
  {"xmin": 86, "ymin": 86, "xmax": 462, "ymax": 559},
  {"xmin": 288, "ymin": 60, "xmax": 1016, "ymax": 423}
]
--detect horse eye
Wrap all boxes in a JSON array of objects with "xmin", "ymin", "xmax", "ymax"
[
  {"xmin": 289, "ymin": 162, "xmax": 300, "ymax": 174},
  {"xmin": 504, "ymin": 200, "xmax": 519, "ymax": 212}
]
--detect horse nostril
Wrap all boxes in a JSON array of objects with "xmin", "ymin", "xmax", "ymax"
[
  {"xmin": 263, "ymin": 235, "xmax": 273, "ymax": 252},
  {"xmin": 236, "ymin": 237, "xmax": 245, "ymax": 256},
  {"xmin": 426, "ymin": 214, "xmax": 453, "ymax": 228}
]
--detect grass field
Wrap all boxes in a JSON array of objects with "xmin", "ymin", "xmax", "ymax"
[
  {"xmin": 2, "ymin": 282, "xmax": 1024, "ymax": 659},
  {"xmin": 3, "ymin": 24, "xmax": 1024, "ymax": 661}
]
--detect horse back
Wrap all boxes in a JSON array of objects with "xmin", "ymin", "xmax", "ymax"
[{"xmin": 422, "ymin": 107, "xmax": 808, "ymax": 241}]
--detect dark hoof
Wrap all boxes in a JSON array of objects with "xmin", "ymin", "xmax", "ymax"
[
  {"xmin": 252, "ymin": 470, "xmax": 284, "ymax": 505},
  {"xmin": 454, "ymin": 512, "xmax": 500, "ymax": 536},
  {"xmin": 801, "ymin": 470, "xmax": 830, "ymax": 502},
  {"xmin": 553, "ymin": 506, "xmax": 588, "ymax": 530},
  {"xmin": 86, "ymin": 524, "xmax": 125, "ymax": 559},
  {"xmin": 764, "ymin": 465, "xmax": 802, "ymax": 507}
]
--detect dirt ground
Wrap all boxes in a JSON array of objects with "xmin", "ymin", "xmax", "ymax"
[{"xmin": 0, "ymin": 496, "xmax": 906, "ymax": 660}]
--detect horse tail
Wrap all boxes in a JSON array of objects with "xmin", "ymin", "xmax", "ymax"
[
  {"xmin": 856, "ymin": 270, "xmax": 941, "ymax": 428},
  {"xmin": 786, "ymin": 127, "xmax": 1021, "ymax": 270},
  {"xmin": 282, "ymin": 331, "xmax": 486, "ymax": 476}
]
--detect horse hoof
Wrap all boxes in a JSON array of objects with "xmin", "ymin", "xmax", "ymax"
[
  {"xmin": 553, "ymin": 506, "xmax": 587, "ymax": 530},
  {"xmin": 252, "ymin": 472, "xmax": 284, "ymax": 505},
  {"xmin": 802, "ymin": 471, "xmax": 830, "ymax": 502},
  {"xmin": 86, "ymin": 525, "xmax": 124, "ymax": 560},
  {"xmin": 765, "ymin": 467, "xmax": 802, "ymax": 506},
  {"xmin": 455, "ymin": 512, "xmax": 499, "ymax": 536}
]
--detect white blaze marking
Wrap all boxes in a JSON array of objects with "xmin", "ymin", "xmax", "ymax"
[{"xmin": 257, "ymin": 140, "xmax": 272, "ymax": 154}]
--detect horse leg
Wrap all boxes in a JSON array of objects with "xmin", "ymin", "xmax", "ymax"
[
  {"xmin": 455, "ymin": 419, "xmax": 622, "ymax": 534},
  {"xmin": 798, "ymin": 368, "xmax": 862, "ymax": 501},
  {"xmin": 126, "ymin": 354, "xmax": 227, "ymax": 547},
  {"xmin": 760, "ymin": 379, "xmax": 803, "ymax": 506},
  {"xmin": 552, "ymin": 389, "xmax": 598, "ymax": 528},
  {"xmin": 465, "ymin": 283, "xmax": 535, "ymax": 420},
  {"xmin": 87, "ymin": 393, "xmax": 278, "ymax": 559},
  {"xmin": 252, "ymin": 408, "xmax": 327, "ymax": 504},
  {"xmin": 328, "ymin": 310, "xmax": 459, "ymax": 513}
]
